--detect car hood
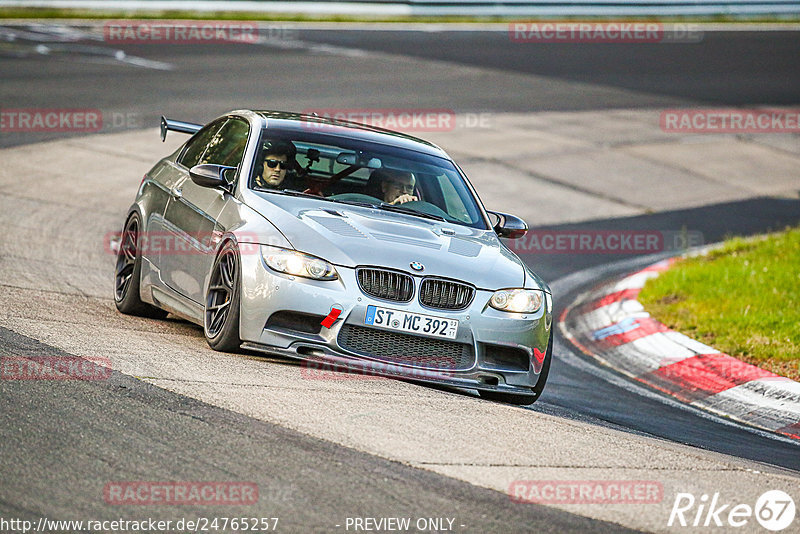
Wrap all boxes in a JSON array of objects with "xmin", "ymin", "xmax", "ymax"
[{"xmin": 245, "ymin": 193, "xmax": 527, "ymax": 290}]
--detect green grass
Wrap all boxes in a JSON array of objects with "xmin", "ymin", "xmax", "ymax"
[{"xmin": 639, "ymin": 226, "xmax": 800, "ymax": 380}]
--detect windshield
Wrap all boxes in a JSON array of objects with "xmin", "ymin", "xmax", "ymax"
[{"xmin": 249, "ymin": 129, "xmax": 488, "ymax": 229}]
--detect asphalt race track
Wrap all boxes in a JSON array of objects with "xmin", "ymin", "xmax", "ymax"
[
  {"xmin": 299, "ymin": 29, "xmax": 800, "ymax": 107},
  {"xmin": 3, "ymin": 27, "xmax": 799, "ymax": 148},
  {"xmin": 1, "ymin": 23, "xmax": 800, "ymax": 533}
]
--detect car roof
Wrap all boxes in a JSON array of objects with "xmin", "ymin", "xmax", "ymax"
[{"xmin": 252, "ymin": 110, "xmax": 449, "ymax": 159}]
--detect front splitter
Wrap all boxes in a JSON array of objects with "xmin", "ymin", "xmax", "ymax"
[{"xmin": 240, "ymin": 341, "xmax": 540, "ymax": 397}]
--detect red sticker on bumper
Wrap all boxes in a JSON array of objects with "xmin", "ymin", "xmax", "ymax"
[{"xmin": 321, "ymin": 308, "xmax": 341, "ymax": 329}]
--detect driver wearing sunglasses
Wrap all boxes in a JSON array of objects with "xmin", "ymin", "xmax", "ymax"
[{"xmin": 254, "ymin": 139, "xmax": 297, "ymax": 189}]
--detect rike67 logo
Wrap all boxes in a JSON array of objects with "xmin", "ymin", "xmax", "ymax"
[{"xmin": 669, "ymin": 490, "xmax": 795, "ymax": 531}]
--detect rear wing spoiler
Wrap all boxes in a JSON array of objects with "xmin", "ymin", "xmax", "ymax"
[{"xmin": 160, "ymin": 116, "xmax": 202, "ymax": 142}]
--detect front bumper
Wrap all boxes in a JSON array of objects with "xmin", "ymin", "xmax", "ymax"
[{"xmin": 238, "ymin": 250, "xmax": 552, "ymax": 393}]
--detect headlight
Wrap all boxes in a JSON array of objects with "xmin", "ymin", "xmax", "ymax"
[
  {"xmin": 261, "ymin": 247, "xmax": 338, "ymax": 281},
  {"xmin": 489, "ymin": 289, "xmax": 543, "ymax": 313}
]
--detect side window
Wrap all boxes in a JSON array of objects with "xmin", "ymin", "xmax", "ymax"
[
  {"xmin": 200, "ymin": 118, "xmax": 250, "ymax": 172},
  {"xmin": 178, "ymin": 120, "xmax": 225, "ymax": 169}
]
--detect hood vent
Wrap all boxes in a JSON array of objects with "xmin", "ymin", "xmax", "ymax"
[
  {"xmin": 307, "ymin": 215, "xmax": 366, "ymax": 239},
  {"xmin": 448, "ymin": 237, "xmax": 481, "ymax": 258}
]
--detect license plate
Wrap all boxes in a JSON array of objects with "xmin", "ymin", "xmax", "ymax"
[{"xmin": 365, "ymin": 305, "xmax": 458, "ymax": 339}]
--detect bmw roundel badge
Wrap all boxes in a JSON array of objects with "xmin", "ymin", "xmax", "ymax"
[{"xmin": 410, "ymin": 261, "xmax": 424, "ymax": 272}]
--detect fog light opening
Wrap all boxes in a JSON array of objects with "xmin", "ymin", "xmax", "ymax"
[
  {"xmin": 478, "ymin": 375, "xmax": 499, "ymax": 386},
  {"xmin": 296, "ymin": 346, "xmax": 326, "ymax": 358}
]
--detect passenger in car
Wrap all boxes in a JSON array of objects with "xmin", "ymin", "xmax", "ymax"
[
  {"xmin": 254, "ymin": 140, "xmax": 300, "ymax": 190},
  {"xmin": 365, "ymin": 168, "xmax": 418, "ymax": 205}
]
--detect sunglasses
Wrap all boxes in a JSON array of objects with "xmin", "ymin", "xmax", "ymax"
[
  {"xmin": 265, "ymin": 159, "xmax": 289, "ymax": 170},
  {"xmin": 388, "ymin": 181, "xmax": 415, "ymax": 193}
]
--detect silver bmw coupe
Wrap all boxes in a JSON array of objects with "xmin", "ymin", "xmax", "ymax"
[{"xmin": 114, "ymin": 110, "xmax": 553, "ymax": 404}]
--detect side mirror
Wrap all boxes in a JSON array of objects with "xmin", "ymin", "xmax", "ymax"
[
  {"xmin": 189, "ymin": 164, "xmax": 236, "ymax": 190},
  {"xmin": 487, "ymin": 210, "xmax": 528, "ymax": 239}
]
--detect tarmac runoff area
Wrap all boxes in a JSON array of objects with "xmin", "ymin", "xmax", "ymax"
[
  {"xmin": 1, "ymin": 109, "xmax": 799, "ymax": 532},
  {"xmin": 561, "ymin": 259, "xmax": 800, "ymax": 442}
]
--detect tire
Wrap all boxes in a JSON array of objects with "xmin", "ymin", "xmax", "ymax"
[
  {"xmin": 479, "ymin": 332, "xmax": 553, "ymax": 406},
  {"xmin": 204, "ymin": 241, "xmax": 242, "ymax": 352},
  {"xmin": 114, "ymin": 213, "xmax": 168, "ymax": 319}
]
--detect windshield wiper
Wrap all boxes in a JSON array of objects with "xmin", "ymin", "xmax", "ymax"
[
  {"xmin": 278, "ymin": 188, "xmax": 329, "ymax": 199},
  {"xmin": 261, "ymin": 188, "xmax": 338, "ymax": 203},
  {"xmin": 263, "ymin": 189, "xmax": 379, "ymax": 209},
  {"xmin": 333, "ymin": 199, "xmax": 379, "ymax": 208},
  {"xmin": 377, "ymin": 203, "xmax": 446, "ymax": 222},
  {"xmin": 263, "ymin": 190, "xmax": 443, "ymax": 220},
  {"xmin": 281, "ymin": 190, "xmax": 379, "ymax": 209},
  {"xmin": 256, "ymin": 188, "xmax": 317, "ymax": 198}
]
